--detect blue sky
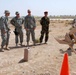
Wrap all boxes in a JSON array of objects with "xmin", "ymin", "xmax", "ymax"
[{"xmin": 0, "ymin": 0, "xmax": 76, "ymax": 16}]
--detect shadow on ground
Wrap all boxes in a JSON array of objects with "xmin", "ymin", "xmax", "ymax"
[
  {"xmin": 9, "ymin": 45, "xmax": 25, "ymax": 50},
  {"xmin": 18, "ymin": 59, "xmax": 28, "ymax": 63},
  {"xmin": 9, "ymin": 43, "xmax": 46, "ymax": 50},
  {"xmin": 0, "ymin": 49, "xmax": 4, "ymax": 52},
  {"xmin": 0, "ymin": 43, "xmax": 48, "ymax": 52}
]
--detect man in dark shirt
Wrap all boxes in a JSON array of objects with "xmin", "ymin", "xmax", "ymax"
[{"xmin": 40, "ymin": 11, "xmax": 50, "ymax": 44}]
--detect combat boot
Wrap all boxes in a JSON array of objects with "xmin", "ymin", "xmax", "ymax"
[
  {"xmin": 44, "ymin": 42, "xmax": 47, "ymax": 44},
  {"xmin": 20, "ymin": 43, "xmax": 23, "ymax": 46},
  {"xmin": 27, "ymin": 42, "xmax": 29, "ymax": 47},
  {"xmin": 0, "ymin": 46, "xmax": 4, "ymax": 52},
  {"xmin": 5, "ymin": 45, "xmax": 10, "ymax": 50},
  {"xmin": 16, "ymin": 43, "xmax": 18, "ymax": 47},
  {"xmin": 33, "ymin": 42, "xmax": 36, "ymax": 46}
]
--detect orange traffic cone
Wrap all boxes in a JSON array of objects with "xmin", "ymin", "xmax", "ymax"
[{"xmin": 60, "ymin": 53, "xmax": 70, "ymax": 75}]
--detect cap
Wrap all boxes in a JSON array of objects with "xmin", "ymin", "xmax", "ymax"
[
  {"xmin": 4, "ymin": 10, "xmax": 10, "ymax": 14},
  {"xmin": 27, "ymin": 9, "xmax": 31, "ymax": 13},
  {"xmin": 15, "ymin": 11, "xmax": 19, "ymax": 15},
  {"xmin": 44, "ymin": 11, "xmax": 48, "ymax": 14}
]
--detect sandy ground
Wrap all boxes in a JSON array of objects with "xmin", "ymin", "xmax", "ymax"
[{"xmin": 0, "ymin": 21, "xmax": 76, "ymax": 75}]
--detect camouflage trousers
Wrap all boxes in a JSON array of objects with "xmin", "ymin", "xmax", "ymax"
[
  {"xmin": 15, "ymin": 29, "xmax": 23, "ymax": 44},
  {"xmin": 26, "ymin": 29, "xmax": 35, "ymax": 43},
  {"xmin": 1, "ymin": 30, "xmax": 10, "ymax": 47}
]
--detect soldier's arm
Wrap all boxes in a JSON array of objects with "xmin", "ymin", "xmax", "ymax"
[
  {"xmin": 48, "ymin": 18, "xmax": 50, "ymax": 25},
  {"xmin": 0, "ymin": 17, "xmax": 7, "ymax": 32},
  {"xmin": 4, "ymin": 18, "xmax": 10, "ymax": 31},
  {"xmin": 22, "ymin": 18, "xmax": 24, "ymax": 24},
  {"xmin": 10, "ymin": 18, "xmax": 15, "ymax": 26},
  {"xmin": 33, "ymin": 16, "xmax": 36, "ymax": 28},
  {"xmin": 24, "ymin": 16, "xmax": 28, "ymax": 29},
  {"xmin": 40, "ymin": 17, "xmax": 43, "ymax": 26}
]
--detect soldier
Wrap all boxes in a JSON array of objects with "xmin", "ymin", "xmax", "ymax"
[
  {"xmin": 72, "ymin": 19, "xmax": 76, "ymax": 28},
  {"xmin": 39, "ymin": 11, "xmax": 50, "ymax": 44},
  {"xmin": 0, "ymin": 10, "xmax": 10, "ymax": 51},
  {"xmin": 24, "ymin": 9, "xmax": 36, "ymax": 46},
  {"xmin": 10, "ymin": 12, "xmax": 24, "ymax": 46}
]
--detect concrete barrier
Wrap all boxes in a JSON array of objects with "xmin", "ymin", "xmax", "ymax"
[{"xmin": 24, "ymin": 47, "xmax": 29, "ymax": 61}]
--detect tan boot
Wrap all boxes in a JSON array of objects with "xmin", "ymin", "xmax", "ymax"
[
  {"xmin": 27, "ymin": 42, "xmax": 29, "ymax": 47},
  {"xmin": 20, "ymin": 43, "xmax": 23, "ymax": 46},
  {"xmin": 0, "ymin": 46, "xmax": 4, "ymax": 52},
  {"xmin": 5, "ymin": 45, "xmax": 10, "ymax": 50},
  {"xmin": 33, "ymin": 42, "xmax": 36, "ymax": 46},
  {"xmin": 16, "ymin": 43, "xmax": 18, "ymax": 47}
]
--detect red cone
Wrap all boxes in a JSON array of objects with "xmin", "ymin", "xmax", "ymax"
[{"xmin": 60, "ymin": 53, "xmax": 70, "ymax": 75}]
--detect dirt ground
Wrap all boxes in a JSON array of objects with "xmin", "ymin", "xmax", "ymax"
[{"xmin": 0, "ymin": 20, "xmax": 76, "ymax": 75}]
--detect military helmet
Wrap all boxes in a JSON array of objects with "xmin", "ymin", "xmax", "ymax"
[
  {"xmin": 4, "ymin": 10, "xmax": 10, "ymax": 14},
  {"xmin": 15, "ymin": 11, "xmax": 19, "ymax": 15}
]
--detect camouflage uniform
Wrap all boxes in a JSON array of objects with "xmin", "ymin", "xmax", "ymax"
[
  {"xmin": 40, "ymin": 16, "xmax": 50, "ymax": 43},
  {"xmin": 72, "ymin": 19, "xmax": 76, "ymax": 28},
  {"xmin": 10, "ymin": 16, "xmax": 24, "ymax": 45},
  {"xmin": 0, "ymin": 10, "xmax": 10, "ymax": 50},
  {"xmin": 4, "ymin": 16, "xmax": 10, "ymax": 46},
  {"xmin": 24, "ymin": 15, "xmax": 36, "ymax": 45}
]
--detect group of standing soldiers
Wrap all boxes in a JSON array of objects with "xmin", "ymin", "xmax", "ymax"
[{"xmin": 0, "ymin": 9, "xmax": 50, "ymax": 52}]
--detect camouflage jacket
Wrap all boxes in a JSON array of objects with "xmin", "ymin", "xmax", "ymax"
[
  {"xmin": 10, "ymin": 16, "xmax": 24, "ymax": 29},
  {"xmin": 24, "ymin": 15, "xmax": 36, "ymax": 29},
  {"xmin": 0, "ymin": 16, "xmax": 10, "ymax": 31}
]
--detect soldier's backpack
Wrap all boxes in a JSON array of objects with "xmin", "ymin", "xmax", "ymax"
[{"xmin": 0, "ymin": 16, "xmax": 5, "ymax": 30}]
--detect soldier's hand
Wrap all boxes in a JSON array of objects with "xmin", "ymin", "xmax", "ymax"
[
  {"xmin": 33, "ymin": 27, "xmax": 36, "ymax": 30},
  {"xmin": 8, "ymin": 28, "xmax": 10, "ymax": 31},
  {"xmin": 25, "ymin": 28, "xmax": 28, "ymax": 31},
  {"xmin": 2, "ymin": 30, "xmax": 6, "ymax": 34}
]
